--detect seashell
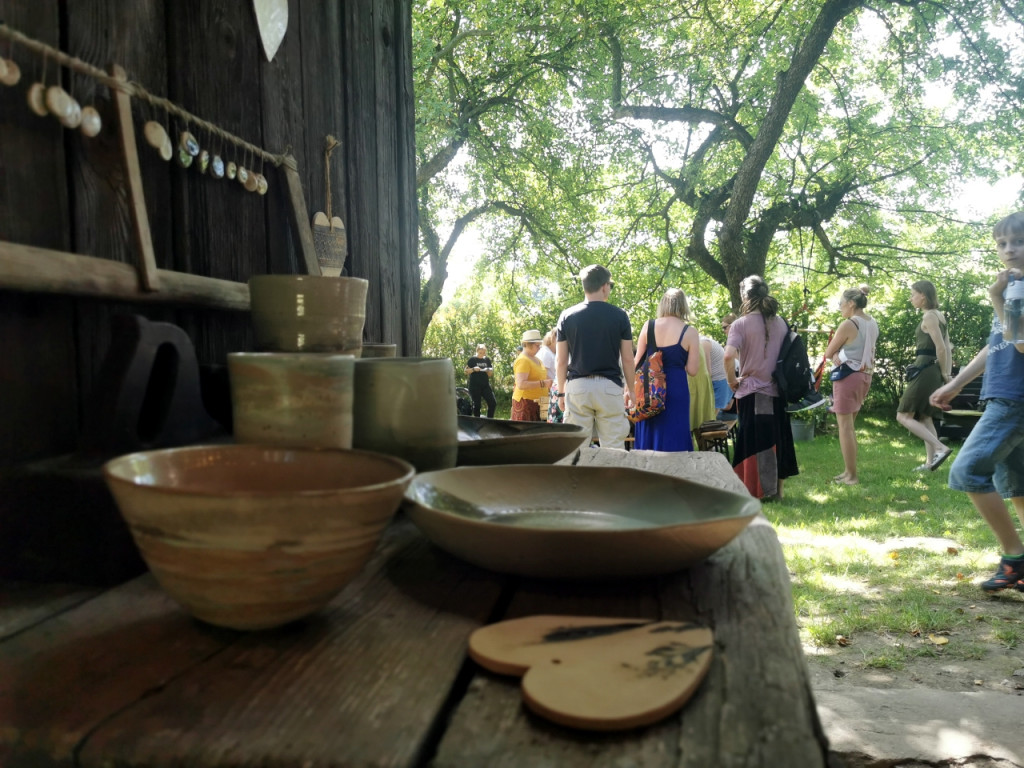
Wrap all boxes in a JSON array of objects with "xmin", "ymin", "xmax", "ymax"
[
  {"xmin": 226, "ymin": 161, "xmax": 237, "ymax": 180},
  {"xmin": 179, "ymin": 131, "xmax": 200, "ymax": 157},
  {"xmin": 79, "ymin": 106, "xmax": 102, "ymax": 137},
  {"xmin": 198, "ymin": 149, "xmax": 210, "ymax": 174},
  {"xmin": 244, "ymin": 169, "xmax": 259, "ymax": 192},
  {"xmin": 45, "ymin": 85, "xmax": 74, "ymax": 120},
  {"xmin": 0, "ymin": 59, "xmax": 21, "ymax": 86},
  {"xmin": 176, "ymin": 146, "xmax": 194, "ymax": 168},
  {"xmin": 144, "ymin": 121, "xmax": 171, "ymax": 156},
  {"xmin": 0, "ymin": 59, "xmax": 6, "ymax": 81},
  {"xmin": 256, "ymin": 174, "xmax": 269, "ymax": 195},
  {"xmin": 236, "ymin": 165, "xmax": 250, "ymax": 186},
  {"xmin": 59, "ymin": 99, "xmax": 82, "ymax": 129},
  {"xmin": 210, "ymin": 155, "xmax": 225, "ymax": 179},
  {"xmin": 27, "ymin": 82, "xmax": 48, "ymax": 116}
]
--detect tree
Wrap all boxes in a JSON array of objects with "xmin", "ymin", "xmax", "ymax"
[{"xmin": 414, "ymin": 0, "xmax": 1024, "ymax": 338}]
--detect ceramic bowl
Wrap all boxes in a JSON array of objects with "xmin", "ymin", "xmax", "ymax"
[
  {"xmin": 456, "ymin": 416, "xmax": 589, "ymax": 465},
  {"xmin": 360, "ymin": 343, "xmax": 398, "ymax": 358},
  {"xmin": 104, "ymin": 445, "xmax": 414, "ymax": 630},
  {"xmin": 403, "ymin": 465, "xmax": 760, "ymax": 578},
  {"xmin": 249, "ymin": 275, "xmax": 368, "ymax": 354},
  {"xmin": 352, "ymin": 357, "xmax": 458, "ymax": 471},
  {"xmin": 228, "ymin": 352, "xmax": 355, "ymax": 449}
]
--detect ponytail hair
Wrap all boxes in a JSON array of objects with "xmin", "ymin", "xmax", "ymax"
[
  {"xmin": 842, "ymin": 285, "xmax": 870, "ymax": 310},
  {"xmin": 738, "ymin": 275, "xmax": 779, "ymax": 348}
]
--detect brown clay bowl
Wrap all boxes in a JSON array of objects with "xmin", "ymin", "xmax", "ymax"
[
  {"xmin": 403, "ymin": 465, "xmax": 760, "ymax": 579},
  {"xmin": 104, "ymin": 445, "xmax": 414, "ymax": 630},
  {"xmin": 456, "ymin": 416, "xmax": 589, "ymax": 465}
]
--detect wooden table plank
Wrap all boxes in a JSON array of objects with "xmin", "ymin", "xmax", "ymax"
[
  {"xmin": 0, "ymin": 582, "xmax": 101, "ymax": 641},
  {"xmin": 75, "ymin": 518, "xmax": 504, "ymax": 768},
  {"xmin": 432, "ymin": 449, "xmax": 829, "ymax": 768},
  {"xmin": 0, "ymin": 576, "xmax": 235, "ymax": 767}
]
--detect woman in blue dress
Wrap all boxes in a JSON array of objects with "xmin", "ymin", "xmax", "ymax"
[{"xmin": 633, "ymin": 288, "xmax": 702, "ymax": 451}]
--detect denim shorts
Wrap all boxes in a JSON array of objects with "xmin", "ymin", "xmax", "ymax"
[{"xmin": 948, "ymin": 398, "xmax": 1024, "ymax": 498}]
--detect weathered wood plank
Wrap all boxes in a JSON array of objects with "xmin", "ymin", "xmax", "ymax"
[
  {"xmin": 75, "ymin": 517, "xmax": 504, "ymax": 767},
  {"xmin": 0, "ymin": 242, "xmax": 250, "ymax": 309},
  {"xmin": 433, "ymin": 450, "xmax": 828, "ymax": 768},
  {"xmin": 0, "ymin": 582, "xmax": 101, "ymax": 642},
  {"xmin": 0, "ymin": 576, "xmax": 235, "ymax": 768},
  {"xmin": 392, "ymin": 0, "xmax": 420, "ymax": 354}
]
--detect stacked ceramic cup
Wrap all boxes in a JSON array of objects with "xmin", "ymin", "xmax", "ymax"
[
  {"xmin": 230, "ymin": 275, "xmax": 370, "ymax": 449},
  {"xmin": 235, "ymin": 275, "xmax": 459, "ymax": 471}
]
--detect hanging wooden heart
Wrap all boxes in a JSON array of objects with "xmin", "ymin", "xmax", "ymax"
[
  {"xmin": 253, "ymin": 0, "xmax": 288, "ymax": 62},
  {"xmin": 469, "ymin": 615, "xmax": 714, "ymax": 731}
]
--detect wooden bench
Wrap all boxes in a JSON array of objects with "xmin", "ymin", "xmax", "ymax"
[
  {"xmin": 937, "ymin": 372, "xmax": 984, "ymax": 441},
  {"xmin": 694, "ymin": 419, "xmax": 738, "ymax": 460}
]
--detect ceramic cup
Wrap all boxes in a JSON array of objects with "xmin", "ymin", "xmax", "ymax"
[
  {"xmin": 228, "ymin": 352, "xmax": 355, "ymax": 449},
  {"xmin": 352, "ymin": 357, "xmax": 458, "ymax": 471},
  {"xmin": 360, "ymin": 343, "xmax": 398, "ymax": 358},
  {"xmin": 249, "ymin": 275, "xmax": 368, "ymax": 354}
]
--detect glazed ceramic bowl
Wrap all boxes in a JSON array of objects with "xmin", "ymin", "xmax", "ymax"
[
  {"xmin": 360, "ymin": 343, "xmax": 398, "ymax": 358},
  {"xmin": 104, "ymin": 445, "xmax": 414, "ymax": 630},
  {"xmin": 228, "ymin": 352, "xmax": 355, "ymax": 449},
  {"xmin": 403, "ymin": 465, "xmax": 760, "ymax": 578},
  {"xmin": 456, "ymin": 416, "xmax": 589, "ymax": 465},
  {"xmin": 249, "ymin": 275, "xmax": 368, "ymax": 354},
  {"xmin": 352, "ymin": 357, "xmax": 458, "ymax": 471}
]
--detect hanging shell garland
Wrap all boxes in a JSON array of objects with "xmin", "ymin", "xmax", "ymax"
[{"xmin": 210, "ymin": 154, "xmax": 225, "ymax": 179}]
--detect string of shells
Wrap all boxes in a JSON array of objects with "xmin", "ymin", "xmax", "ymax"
[
  {"xmin": 0, "ymin": 25, "xmax": 271, "ymax": 195},
  {"xmin": 3, "ymin": 52, "xmax": 103, "ymax": 137},
  {"xmin": 141, "ymin": 120, "xmax": 269, "ymax": 195}
]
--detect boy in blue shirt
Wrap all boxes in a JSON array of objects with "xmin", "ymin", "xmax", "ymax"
[{"xmin": 931, "ymin": 211, "xmax": 1024, "ymax": 592}]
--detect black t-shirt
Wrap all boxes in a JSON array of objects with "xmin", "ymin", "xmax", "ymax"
[
  {"xmin": 466, "ymin": 356, "xmax": 493, "ymax": 389},
  {"xmin": 556, "ymin": 301, "xmax": 632, "ymax": 386}
]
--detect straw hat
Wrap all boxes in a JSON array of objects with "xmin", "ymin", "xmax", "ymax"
[{"xmin": 520, "ymin": 329, "xmax": 543, "ymax": 344}]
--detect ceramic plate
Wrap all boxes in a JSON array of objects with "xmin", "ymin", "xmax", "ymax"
[
  {"xmin": 403, "ymin": 465, "xmax": 760, "ymax": 578},
  {"xmin": 456, "ymin": 416, "xmax": 589, "ymax": 466}
]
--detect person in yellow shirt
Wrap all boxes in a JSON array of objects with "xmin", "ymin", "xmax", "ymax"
[{"xmin": 512, "ymin": 329, "xmax": 552, "ymax": 421}]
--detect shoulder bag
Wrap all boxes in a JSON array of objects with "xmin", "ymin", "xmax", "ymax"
[{"xmin": 627, "ymin": 321, "xmax": 671, "ymax": 423}]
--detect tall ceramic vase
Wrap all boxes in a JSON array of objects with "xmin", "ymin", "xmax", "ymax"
[{"xmin": 352, "ymin": 357, "xmax": 458, "ymax": 471}]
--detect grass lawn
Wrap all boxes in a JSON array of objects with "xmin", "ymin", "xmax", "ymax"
[{"xmin": 766, "ymin": 410, "xmax": 1024, "ymax": 671}]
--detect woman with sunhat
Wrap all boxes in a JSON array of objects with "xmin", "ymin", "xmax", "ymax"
[{"xmin": 511, "ymin": 329, "xmax": 553, "ymax": 421}]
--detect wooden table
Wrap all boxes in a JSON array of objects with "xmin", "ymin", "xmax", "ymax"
[{"xmin": 0, "ymin": 449, "xmax": 829, "ymax": 767}]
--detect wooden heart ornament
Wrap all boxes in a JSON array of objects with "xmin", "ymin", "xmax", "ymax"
[{"xmin": 469, "ymin": 615, "xmax": 713, "ymax": 731}]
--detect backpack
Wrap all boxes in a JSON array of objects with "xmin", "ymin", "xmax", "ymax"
[{"xmin": 773, "ymin": 318, "xmax": 813, "ymax": 404}]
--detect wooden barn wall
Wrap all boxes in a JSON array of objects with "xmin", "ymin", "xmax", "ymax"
[{"xmin": 0, "ymin": 0, "xmax": 419, "ymax": 468}]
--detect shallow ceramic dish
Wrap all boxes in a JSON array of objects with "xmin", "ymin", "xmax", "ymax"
[
  {"xmin": 104, "ymin": 445, "xmax": 414, "ymax": 630},
  {"xmin": 403, "ymin": 465, "xmax": 760, "ymax": 578},
  {"xmin": 456, "ymin": 416, "xmax": 589, "ymax": 465}
]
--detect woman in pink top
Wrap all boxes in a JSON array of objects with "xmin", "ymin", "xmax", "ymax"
[{"xmin": 724, "ymin": 276, "xmax": 798, "ymax": 500}]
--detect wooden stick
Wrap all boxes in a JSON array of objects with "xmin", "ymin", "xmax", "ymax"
[
  {"xmin": 282, "ymin": 155, "xmax": 322, "ymax": 276},
  {"xmin": 111, "ymin": 64, "xmax": 160, "ymax": 292},
  {"xmin": 0, "ymin": 241, "xmax": 249, "ymax": 311}
]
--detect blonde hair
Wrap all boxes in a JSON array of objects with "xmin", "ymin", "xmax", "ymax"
[
  {"xmin": 842, "ymin": 285, "xmax": 870, "ymax": 309},
  {"xmin": 657, "ymin": 288, "xmax": 691, "ymax": 320}
]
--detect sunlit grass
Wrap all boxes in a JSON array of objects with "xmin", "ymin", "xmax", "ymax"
[{"xmin": 765, "ymin": 410, "xmax": 1024, "ymax": 665}]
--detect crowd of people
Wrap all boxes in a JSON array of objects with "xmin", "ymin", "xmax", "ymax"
[{"xmin": 461, "ymin": 211, "xmax": 1024, "ymax": 593}]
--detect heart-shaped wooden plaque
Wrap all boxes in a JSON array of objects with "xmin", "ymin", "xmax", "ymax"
[{"xmin": 469, "ymin": 615, "xmax": 713, "ymax": 731}]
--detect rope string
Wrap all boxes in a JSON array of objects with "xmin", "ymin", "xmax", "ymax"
[{"xmin": 0, "ymin": 22, "xmax": 287, "ymax": 167}]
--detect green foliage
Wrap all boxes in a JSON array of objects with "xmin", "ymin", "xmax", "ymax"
[{"xmin": 414, "ymin": 0, "xmax": 1024, "ymax": 342}]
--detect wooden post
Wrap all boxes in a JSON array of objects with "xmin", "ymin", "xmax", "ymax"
[
  {"xmin": 111, "ymin": 64, "xmax": 160, "ymax": 292},
  {"xmin": 282, "ymin": 155, "xmax": 322, "ymax": 276}
]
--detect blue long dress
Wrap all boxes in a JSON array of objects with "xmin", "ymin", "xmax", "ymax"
[{"xmin": 634, "ymin": 325, "xmax": 693, "ymax": 452}]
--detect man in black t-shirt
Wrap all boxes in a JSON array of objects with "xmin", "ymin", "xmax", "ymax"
[
  {"xmin": 465, "ymin": 343, "xmax": 496, "ymax": 418},
  {"xmin": 555, "ymin": 265, "xmax": 635, "ymax": 449}
]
